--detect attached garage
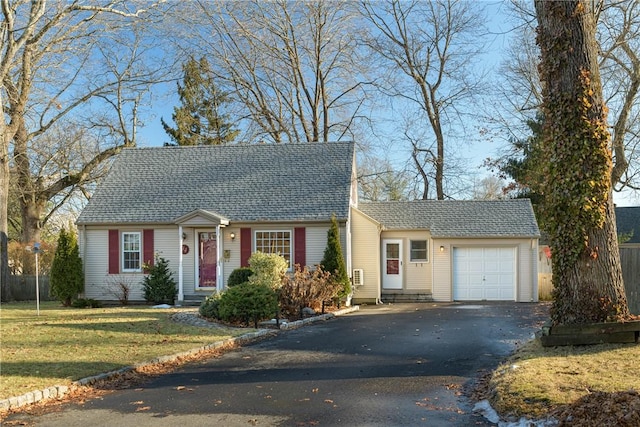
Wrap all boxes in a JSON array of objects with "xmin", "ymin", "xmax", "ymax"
[
  {"xmin": 453, "ymin": 247, "xmax": 516, "ymax": 301},
  {"xmin": 354, "ymin": 199, "xmax": 540, "ymax": 304}
]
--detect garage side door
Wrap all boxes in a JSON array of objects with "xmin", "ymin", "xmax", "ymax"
[{"xmin": 453, "ymin": 247, "xmax": 515, "ymax": 301}]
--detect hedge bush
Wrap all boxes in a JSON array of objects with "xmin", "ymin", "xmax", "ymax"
[
  {"xmin": 199, "ymin": 291, "xmax": 222, "ymax": 319},
  {"xmin": 218, "ymin": 282, "xmax": 278, "ymax": 328},
  {"xmin": 227, "ymin": 267, "xmax": 254, "ymax": 287},
  {"xmin": 248, "ymin": 252, "xmax": 287, "ymax": 289}
]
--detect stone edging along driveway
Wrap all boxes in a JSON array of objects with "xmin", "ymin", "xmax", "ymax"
[{"xmin": 0, "ymin": 306, "xmax": 360, "ymax": 413}]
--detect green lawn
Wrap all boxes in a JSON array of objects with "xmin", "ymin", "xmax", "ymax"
[{"xmin": 0, "ymin": 301, "xmax": 248, "ymax": 400}]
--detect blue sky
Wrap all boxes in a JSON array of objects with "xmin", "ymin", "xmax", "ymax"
[{"xmin": 135, "ymin": 1, "xmax": 639, "ymax": 206}]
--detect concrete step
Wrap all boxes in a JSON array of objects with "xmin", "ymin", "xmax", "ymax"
[
  {"xmin": 178, "ymin": 295, "xmax": 207, "ymax": 307},
  {"xmin": 381, "ymin": 292, "xmax": 434, "ymax": 303}
]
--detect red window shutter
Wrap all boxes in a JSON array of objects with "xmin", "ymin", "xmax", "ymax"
[
  {"xmin": 294, "ymin": 227, "xmax": 306, "ymax": 268},
  {"xmin": 108, "ymin": 230, "xmax": 119, "ymax": 274},
  {"xmin": 240, "ymin": 228, "xmax": 252, "ymax": 267},
  {"xmin": 143, "ymin": 229, "xmax": 154, "ymax": 267}
]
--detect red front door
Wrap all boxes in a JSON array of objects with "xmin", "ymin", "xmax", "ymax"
[{"xmin": 198, "ymin": 232, "xmax": 217, "ymax": 288}]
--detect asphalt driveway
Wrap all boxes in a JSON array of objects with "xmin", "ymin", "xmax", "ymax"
[{"xmin": 3, "ymin": 302, "xmax": 548, "ymax": 427}]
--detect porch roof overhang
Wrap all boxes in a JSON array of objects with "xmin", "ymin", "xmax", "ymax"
[{"xmin": 174, "ymin": 209, "xmax": 230, "ymax": 226}]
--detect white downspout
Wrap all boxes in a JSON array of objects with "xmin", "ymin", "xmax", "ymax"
[
  {"xmin": 81, "ymin": 224, "xmax": 87, "ymax": 298},
  {"xmin": 216, "ymin": 225, "xmax": 223, "ymax": 292},
  {"xmin": 178, "ymin": 225, "xmax": 184, "ymax": 305}
]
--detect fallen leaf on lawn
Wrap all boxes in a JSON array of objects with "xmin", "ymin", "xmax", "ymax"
[
  {"xmin": 324, "ymin": 399, "xmax": 333, "ymax": 404},
  {"xmin": 136, "ymin": 406, "xmax": 151, "ymax": 412},
  {"xmin": 130, "ymin": 400, "xmax": 145, "ymax": 405},
  {"xmin": 312, "ymin": 388, "xmax": 319, "ymax": 393},
  {"xmin": 299, "ymin": 398, "xmax": 311, "ymax": 402},
  {"xmin": 264, "ymin": 395, "xmax": 272, "ymax": 399},
  {"xmin": 248, "ymin": 418, "xmax": 258, "ymax": 425},
  {"xmin": 176, "ymin": 386, "xmax": 186, "ymax": 391}
]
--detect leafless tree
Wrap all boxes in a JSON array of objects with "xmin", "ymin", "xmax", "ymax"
[
  {"xmin": 471, "ymin": 175, "xmax": 508, "ymax": 200},
  {"xmin": 599, "ymin": 0, "xmax": 640, "ymax": 190},
  {"xmin": 1, "ymin": 1, "xmax": 170, "ymax": 294},
  {"xmin": 171, "ymin": 0, "xmax": 371, "ymax": 144},
  {"xmin": 358, "ymin": 157, "xmax": 410, "ymax": 201},
  {"xmin": 497, "ymin": 0, "xmax": 640, "ymax": 195},
  {"xmin": 360, "ymin": 0, "xmax": 488, "ymax": 200}
]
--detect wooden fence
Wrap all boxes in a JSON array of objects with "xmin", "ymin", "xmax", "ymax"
[
  {"xmin": 538, "ymin": 247, "xmax": 640, "ymax": 314},
  {"xmin": 620, "ymin": 247, "xmax": 640, "ymax": 314},
  {"xmin": 7, "ymin": 275, "xmax": 54, "ymax": 301}
]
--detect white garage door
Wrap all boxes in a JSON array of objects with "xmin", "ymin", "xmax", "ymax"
[{"xmin": 453, "ymin": 247, "xmax": 516, "ymax": 301}]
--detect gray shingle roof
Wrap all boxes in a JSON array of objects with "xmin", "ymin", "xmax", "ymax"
[
  {"xmin": 77, "ymin": 142, "xmax": 355, "ymax": 225},
  {"xmin": 358, "ymin": 199, "xmax": 540, "ymax": 238},
  {"xmin": 615, "ymin": 206, "xmax": 640, "ymax": 244}
]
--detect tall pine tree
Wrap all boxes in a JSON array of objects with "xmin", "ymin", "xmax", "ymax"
[
  {"xmin": 50, "ymin": 228, "xmax": 84, "ymax": 307},
  {"xmin": 162, "ymin": 56, "xmax": 239, "ymax": 146}
]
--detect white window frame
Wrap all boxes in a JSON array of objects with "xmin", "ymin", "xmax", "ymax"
[
  {"xmin": 254, "ymin": 230, "xmax": 292, "ymax": 269},
  {"xmin": 122, "ymin": 231, "xmax": 142, "ymax": 272},
  {"xmin": 410, "ymin": 240, "xmax": 428, "ymax": 262}
]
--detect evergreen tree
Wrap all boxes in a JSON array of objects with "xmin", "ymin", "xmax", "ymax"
[
  {"xmin": 320, "ymin": 214, "xmax": 351, "ymax": 299},
  {"xmin": 142, "ymin": 256, "xmax": 177, "ymax": 304},
  {"xmin": 488, "ymin": 114, "xmax": 546, "ymax": 216},
  {"xmin": 161, "ymin": 56, "xmax": 239, "ymax": 146},
  {"xmin": 50, "ymin": 228, "xmax": 84, "ymax": 307}
]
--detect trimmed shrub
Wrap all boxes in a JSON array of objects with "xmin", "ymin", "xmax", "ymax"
[
  {"xmin": 142, "ymin": 256, "xmax": 177, "ymax": 304},
  {"xmin": 50, "ymin": 228, "xmax": 84, "ymax": 307},
  {"xmin": 199, "ymin": 291, "xmax": 222, "ymax": 319},
  {"xmin": 218, "ymin": 282, "xmax": 278, "ymax": 328},
  {"xmin": 320, "ymin": 214, "xmax": 351, "ymax": 299},
  {"xmin": 227, "ymin": 267, "xmax": 254, "ymax": 287},
  {"xmin": 248, "ymin": 252, "xmax": 287, "ymax": 290}
]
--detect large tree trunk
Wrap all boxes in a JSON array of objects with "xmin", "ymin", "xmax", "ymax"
[
  {"xmin": 0, "ymin": 132, "xmax": 10, "ymax": 302},
  {"xmin": 536, "ymin": 1, "xmax": 629, "ymax": 324}
]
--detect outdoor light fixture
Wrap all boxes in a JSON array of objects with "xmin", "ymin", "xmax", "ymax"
[
  {"xmin": 439, "ymin": 245, "xmax": 445, "ymax": 252},
  {"xmin": 230, "ymin": 232, "xmax": 236, "ymax": 241},
  {"xmin": 182, "ymin": 232, "xmax": 187, "ymax": 240}
]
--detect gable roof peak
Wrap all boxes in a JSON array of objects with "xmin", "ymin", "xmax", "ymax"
[{"xmin": 78, "ymin": 142, "xmax": 355, "ymax": 225}]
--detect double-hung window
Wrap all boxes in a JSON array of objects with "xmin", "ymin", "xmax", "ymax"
[
  {"xmin": 255, "ymin": 230, "xmax": 291, "ymax": 269},
  {"xmin": 410, "ymin": 240, "xmax": 428, "ymax": 262},
  {"xmin": 122, "ymin": 232, "xmax": 142, "ymax": 272}
]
